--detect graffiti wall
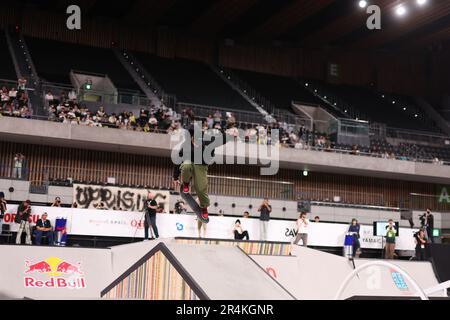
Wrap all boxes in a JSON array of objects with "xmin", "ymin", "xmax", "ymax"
[{"xmin": 73, "ymin": 184, "xmax": 170, "ymax": 212}]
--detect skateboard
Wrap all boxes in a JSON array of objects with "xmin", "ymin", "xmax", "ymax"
[{"xmin": 180, "ymin": 186, "xmax": 209, "ymax": 224}]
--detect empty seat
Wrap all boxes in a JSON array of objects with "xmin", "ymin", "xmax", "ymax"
[
  {"xmin": 26, "ymin": 37, "xmax": 141, "ymax": 93},
  {"xmin": 135, "ymin": 53, "xmax": 255, "ymax": 112}
]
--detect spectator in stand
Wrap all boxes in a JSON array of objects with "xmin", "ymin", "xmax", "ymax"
[
  {"xmin": 385, "ymin": 219, "xmax": 397, "ymax": 259},
  {"xmin": 0, "ymin": 192, "xmax": 6, "ymax": 231},
  {"xmin": 17, "ymin": 77, "xmax": 27, "ymax": 91},
  {"xmin": 68, "ymin": 90, "xmax": 77, "ymax": 101},
  {"xmin": 233, "ymin": 219, "xmax": 249, "ymax": 240},
  {"xmin": 243, "ymin": 211, "xmax": 250, "ymax": 219},
  {"xmin": 258, "ymin": 198, "xmax": 272, "ymax": 241},
  {"xmin": 294, "ymin": 212, "xmax": 309, "ymax": 246},
  {"xmin": 45, "ymin": 91, "xmax": 54, "ymax": 106},
  {"xmin": 218, "ymin": 209, "xmax": 224, "ymax": 217},
  {"xmin": 34, "ymin": 212, "xmax": 54, "ymax": 246},
  {"xmin": 314, "ymin": 216, "xmax": 320, "ymax": 223},
  {"xmin": 206, "ymin": 115, "xmax": 214, "ymax": 129},
  {"xmin": 13, "ymin": 153, "xmax": 24, "ymax": 179},
  {"xmin": 51, "ymin": 197, "xmax": 62, "ymax": 207},
  {"xmin": 8, "ymin": 87, "xmax": 17, "ymax": 101},
  {"xmin": 71, "ymin": 202, "xmax": 78, "ymax": 208},
  {"xmin": 15, "ymin": 200, "xmax": 32, "ymax": 245}
]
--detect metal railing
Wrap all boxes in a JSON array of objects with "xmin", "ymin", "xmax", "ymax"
[
  {"xmin": 1, "ymin": 112, "xmax": 449, "ymax": 167},
  {"xmin": 176, "ymin": 102, "xmax": 266, "ymax": 125},
  {"xmin": 297, "ymin": 188, "xmax": 384, "ymax": 207}
]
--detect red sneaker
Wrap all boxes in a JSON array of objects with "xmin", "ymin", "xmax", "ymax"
[
  {"xmin": 182, "ymin": 182, "xmax": 190, "ymax": 193},
  {"xmin": 199, "ymin": 207, "xmax": 209, "ymax": 224}
]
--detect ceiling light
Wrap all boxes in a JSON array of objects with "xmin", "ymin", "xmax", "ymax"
[
  {"xmin": 417, "ymin": 0, "xmax": 427, "ymax": 6},
  {"xmin": 396, "ymin": 5, "xmax": 407, "ymax": 16},
  {"xmin": 359, "ymin": 1, "xmax": 368, "ymax": 8}
]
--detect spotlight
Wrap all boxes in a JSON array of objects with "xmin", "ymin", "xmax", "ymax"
[
  {"xmin": 359, "ymin": 1, "xmax": 368, "ymax": 8},
  {"xmin": 417, "ymin": 0, "xmax": 427, "ymax": 6},
  {"xmin": 324, "ymin": 96, "xmax": 327, "ymax": 99},
  {"xmin": 415, "ymin": 114, "xmax": 418, "ymax": 118},
  {"xmin": 396, "ymin": 5, "xmax": 407, "ymax": 16},
  {"xmin": 403, "ymin": 107, "xmax": 407, "ymax": 111},
  {"xmin": 392, "ymin": 101, "xmax": 396, "ymax": 104},
  {"xmin": 305, "ymin": 83, "xmax": 309, "ymax": 87},
  {"xmin": 303, "ymin": 170, "xmax": 309, "ymax": 177}
]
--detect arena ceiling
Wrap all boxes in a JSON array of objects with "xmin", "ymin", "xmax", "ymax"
[{"xmin": 12, "ymin": 0, "xmax": 450, "ymax": 50}]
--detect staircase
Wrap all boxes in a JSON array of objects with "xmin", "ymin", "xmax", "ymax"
[
  {"xmin": 414, "ymin": 97, "xmax": 450, "ymax": 136},
  {"xmin": 5, "ymin": 30, "xmax": 43, "ymax": 116},
  {"xmin": 295, "ymin": 78, "xmax": 358, "ymax": 120},
  {"xmin": 210, "ymin": 65, "xmax": 272, "ymax": 115},
  {"xmin": 113, "ymin": 48, "xmax": 175, "ymax": 108}
]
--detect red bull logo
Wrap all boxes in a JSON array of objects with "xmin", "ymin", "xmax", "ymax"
[{"xmin": 24, "ymin": 257, "xmax": 86, "ymax": 289}]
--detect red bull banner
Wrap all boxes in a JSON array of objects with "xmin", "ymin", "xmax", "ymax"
[{"xmin": 24, "ymin": 256, "xmax": 86, "ymax": 289}]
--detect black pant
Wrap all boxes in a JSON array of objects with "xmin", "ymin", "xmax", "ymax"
[
  {"xmin": 234, "ymin": 230, "xmax": 249, "ymax": 240},
  {"xmin": 415, "ymin": 247, "xmax": 426, "ymax": 261},
  {"xmin": 144, "ymin": 212, "xmax": 159, "ymax": 239}
]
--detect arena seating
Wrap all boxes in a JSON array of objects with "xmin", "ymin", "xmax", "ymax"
[
  {"xmin": 230, "ymin": 69, "xmax": 324, "ymax": 112},
  {"xmin": 0, "ymin": 31, "xmax": 17, "ymax": 80},
  {"xmin": 309, "ymin": 81, "xmax": 438, "ymax": 132},
  {"xmin": 25, "ymin": 37, "xmax": 142, "ymax": 93},
  {"xmin": 134, "ymin": 53, "xmax": 256, "ymax": 111}
]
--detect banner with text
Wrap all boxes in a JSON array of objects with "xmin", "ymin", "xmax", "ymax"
[
  {"xmin": 1, "ymin": 205, "xmax": 418, "ymax": 250},
  {"xmin": 72, "ymin": 184, "xmax": 170, "ymax": 212}
]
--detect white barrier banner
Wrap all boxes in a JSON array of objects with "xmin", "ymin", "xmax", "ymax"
[{"xmin": 1, "ymin": 205, "xmax": 417, "ymax": 250}]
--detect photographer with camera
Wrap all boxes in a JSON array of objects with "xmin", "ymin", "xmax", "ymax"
[
  {"xmin": 15, "ymin": 200, "xmax": 32, "ymax": 245},
  {"xmin": 51, "ymin": 197, "xmax": 62, "ymax": 207},
  {"xmin": 419, "ymin": 209, "xmax": 434, "ymax": 243},
  {"xmin": 174, "ymin": 199, "xmax": 187, "ymax": 215}
]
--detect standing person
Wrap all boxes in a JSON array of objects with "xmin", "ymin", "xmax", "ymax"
[
  {"xmin": 420, "ymin": 209, "xmax": 434, "ymax": 243},
  {"xmin": 294, "ymin": 212, "xmax": 309, "ymax": 246},
  {"xmin": 415, "ymin": 229, "xmax": 427, "ymax": 261},
  {"xmin": 233, "ymin": 220, "xmax": 249, "ymax": 240},
  {"xmin": 385, "ymin": 219, "xmax": 397, "ymax": 259},
  {"xmin": 15, "ymin": 200, "xmax": 32, "ymax": 245},
  {"xmin": 35, "ymin": 213, "xmax": 54, "ymax": 245},
  {"xmin": 144, "ymin": 192, "xmax": 159, "ymax": 240},
  {"xmin": 348, "ymin": 219, "xmax": 361, "ymax": 258},
  {"xmin": 51, "ymin": 197, "xmax": 62, "ymax": 207},
  {"xmin": 258, "ymin": 198, "xmax": 272, "ymax": 241},
  {"xmin": 13, "ymin": 153, "xmax": 24, "ymax": 179},
  {"xmin": 197, "ymin": 218, "xmax": 207, "ymax": 238},
  {"xmin": 0, "ymin": 192, "xmax": 6, "ymax": 231}
]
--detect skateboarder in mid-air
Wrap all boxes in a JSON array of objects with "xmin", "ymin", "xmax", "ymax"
[{"xmin": 173, "ymin": 123, "xmax": 224, "ymax": 224}]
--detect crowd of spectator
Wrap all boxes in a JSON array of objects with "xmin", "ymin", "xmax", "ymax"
[
  {"xmin": 1, "ymin": 87, "xmax": 449, "ymax": 165},
  {"xmin": 0, "ymin": 82, "xmax": 32, "ymax": 118}
]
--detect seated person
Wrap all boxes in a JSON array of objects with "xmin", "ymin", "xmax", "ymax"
[
  {"xmin": 233, "ymin": 219, "xmax": 249, "ymax": 240},
  {"xmin": 35, "ymin": 213, "xmax": 54, "ymax": 245}
]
